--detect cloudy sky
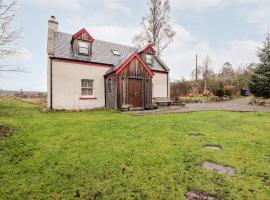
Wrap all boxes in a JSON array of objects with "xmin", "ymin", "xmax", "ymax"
[{"xmin": 0, "ymin": 0, "xmax": 270, "ymax": 91}]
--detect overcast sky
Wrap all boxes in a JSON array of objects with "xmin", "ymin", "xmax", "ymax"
[{"xmin": 0, "ymin": 0, "xmax": 269, "ymax": 91}]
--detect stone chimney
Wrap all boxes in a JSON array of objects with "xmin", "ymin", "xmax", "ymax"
[{"xmin": 47, "ymin": 16, "xmax": 58, "ymax": 55}]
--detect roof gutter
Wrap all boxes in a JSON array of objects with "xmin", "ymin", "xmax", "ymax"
[{"xmin": 51, "ymin": 57, "xmax": 114, "ymax": 68}]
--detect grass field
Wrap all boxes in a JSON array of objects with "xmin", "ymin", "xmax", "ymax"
[{"xmin": 0, "ymin": 99, "xmax": 270, "ymax": 200}]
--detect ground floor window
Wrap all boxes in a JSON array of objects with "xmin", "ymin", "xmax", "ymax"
[
  {"xmin": 81, "ymin": 79, "xmax": 94, "ymax": 96},
  {"xmin": 108, "ymin": 78, "xmax": 112, "ymax": 93}
]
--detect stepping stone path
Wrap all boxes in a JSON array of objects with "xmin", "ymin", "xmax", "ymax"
[
  {"xmin": 187, "ymin": 133, "xmax": 235, "ymax": 199},
  {"xmin": 202, "ymin": 161, "xmax": 235, "ymax": 176},
  {"xmin": 186, "ymin": 191, "xmax": 218, "ymax": 200},
  {"xmin": 204, "ymin": 145, "xmax": 223, "ymax": 150}
]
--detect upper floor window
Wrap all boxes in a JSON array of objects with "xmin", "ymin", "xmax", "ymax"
[
  {"xmin": 145, "ymin": 54, "xmax": 152, "ymax": 65},
  {"xmin": 78, "ymin": 41, "xmax": 89, "ymax": 55}
]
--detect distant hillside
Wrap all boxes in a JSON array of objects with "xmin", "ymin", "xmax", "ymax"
[{"xmin": 0, "ymin": 90, "xmax": 47, "ymax": 98}]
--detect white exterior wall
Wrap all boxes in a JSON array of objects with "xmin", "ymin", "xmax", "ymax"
[
  {"xmin": 152, "ymin": 72, "xmax": 169, "ymax": 98},
  {"xmin": 50, "ymin": 59, "xmax": 110, "ymax": 110},
  {"xmin": 47, "ymin": 57, "xmax": 51, "ymax": 108}
]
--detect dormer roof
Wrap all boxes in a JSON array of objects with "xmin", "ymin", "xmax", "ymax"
[
  {"xmin": 71, "ymin": 28, "xmax": 94, "ymax": 43},
  {"xmin": 139, "ymin": 43, "xmax": 156, "ymax": 55}
]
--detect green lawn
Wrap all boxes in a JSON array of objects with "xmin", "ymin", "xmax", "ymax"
[{"xmin": 0, "ymin": 99, "xmax": 270, "ymax": 200}]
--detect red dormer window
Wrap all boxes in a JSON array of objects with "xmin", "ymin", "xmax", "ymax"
[
  {"xmin": 72, "ymin": 28, "xmax": 94, "ymax": 56},
  {"xmin": 139, "ymin": 43, "xmax": 155, "ymax": 66},
  {"xmin": 145, "ymin": 54, "xmax": 152, "ymax": 65}
]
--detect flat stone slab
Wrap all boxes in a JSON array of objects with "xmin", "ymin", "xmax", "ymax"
[
  {"xmin": 202, "ymin": 161, "xmax": 235, "ymax": 176},
  {"xmin": 186, "ymin": 191, "xmax": 219, "ymax": 200},
  {"xmin": 204, "ymin": 145, "xmax": 223, "ymax": 150},
  {"xmin": 190, "ymin": 133, "xmax": 205, "ymax": 138}
]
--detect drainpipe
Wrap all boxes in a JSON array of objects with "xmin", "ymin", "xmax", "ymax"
[
  {"xmin": 104, "ymin": 78, "xmax": 107, "ymax": 108},
  {"xmin": 167, "ymin": 73, "xmax": 169, "ymax": 98}
]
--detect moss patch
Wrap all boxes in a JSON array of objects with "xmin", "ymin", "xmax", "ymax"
[{"xmin": 0, "ymin": 125, "xmax": 13, "ymax": 138}]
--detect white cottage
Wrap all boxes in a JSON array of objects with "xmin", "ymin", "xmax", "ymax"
[{"xmin": 47, "ymin": 16, "xmax": 170, "ymax": 110}]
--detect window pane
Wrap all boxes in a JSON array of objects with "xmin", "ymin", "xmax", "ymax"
[
  {"xmin": 82, "ymin": 79, "xmax": 87, "ymax": 87},
  {"xmin": 79, "ymin": 41, "xmax": 89, "ymax": 48},
  {"xmin": 108, "ymin": 79, "xmax": 112, "ymax": 93},
  {"xmin": 146, "ymin": 54, "xmax": 152, "ymax": 59},
  {"xmin": 87, "ymin": 80, "xmax": 93, "ymax": 88},
  {"xmin": 87, "ymin": 89, "xmax": 93, "ymax": 96},
  {"xmin": 79, "ymin": 47, "xmax": 89, "ymax": 54},
  {"xmin": 82, "ymin": 88, "xmax": 88, "ymax": 96},
  {"xmin": 146, "ymin": 54, "xmax": 152, "ymax": 64}
]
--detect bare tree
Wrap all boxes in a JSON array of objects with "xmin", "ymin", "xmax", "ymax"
[
  {"xmin": 0, "ymin": 0, "xmax": 20, "ymax": 72},
  {"xmin": 133, "ymin": 0, "xmax": 175, "ymax": 57},
  {"xmin": 218, "ymin": 62, "xmax": 235, "ymax": 85},
  {"xmin": 202, "ymin": 55, "xmax": 212, "ymax": 93}
]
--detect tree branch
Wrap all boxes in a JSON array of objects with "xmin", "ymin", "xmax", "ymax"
[{"xmin": 133, "ymin": 0, "xmax": 175, "ymax": 57}]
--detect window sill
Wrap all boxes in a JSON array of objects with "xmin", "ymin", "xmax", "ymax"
[
  {"xmin": 78, "ymin": 53, "xmax": 90, "ymax": 56},
  {"xmin": 79, "ymin": 97, "xmax": 97, "ymax": 100}
]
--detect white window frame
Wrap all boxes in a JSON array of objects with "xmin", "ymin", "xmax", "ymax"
[
  {"xmin": 145, "ymin": 54, "xmax": 152, "ymax": 65},
  {"xmin": 78, "ymin": 41, "xmax": 89, "ymax": 55},
  {"xmin": 81, "ymin": 79, "xmax": 94, "ymax": 97}
]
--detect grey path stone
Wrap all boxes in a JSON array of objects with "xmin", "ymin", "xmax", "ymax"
[
  {"xmin": 204, "ymin": 145, "xmax": 223, "ymax": 150},
  {"xmin": 190, "ymin": 133, "xmax": 205, "ymax": 138},
  {"xmin": 186, "ymin": 191, "xmax": 219, "ymax": 200},
  {"xmin": 202, "ymin": 161, "xmax": 235, "ymax": 176}
]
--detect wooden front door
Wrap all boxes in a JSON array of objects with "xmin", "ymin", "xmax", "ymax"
[{"xmin": 128, "ymin": 78, "xmax": 143, "ymax": 108}]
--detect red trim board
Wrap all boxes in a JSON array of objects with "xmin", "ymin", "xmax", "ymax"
[
  {"xmin": 79, "ymin": 97, "xmax": 97, "ymax": 100},
  {"xmin": 139, "ymin": 43, "xmax": 156, "ymax": 55},
  {"xmin": 115, "ymin": 52, "xmax": 154, "ymax": 77}
]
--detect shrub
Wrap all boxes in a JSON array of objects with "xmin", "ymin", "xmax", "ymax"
[
  {"xmin": 224, "ymin": 86, "xmax": 235, "ymax": 96},
  {"xmin": 214, "ymin": 89, "xmax": 224, "ymax": 97}
]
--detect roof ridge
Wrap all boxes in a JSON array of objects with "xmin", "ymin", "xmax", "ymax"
[
  {"xmin": 95, "ymin": 39, "xmax": 137, "ymax": 50},
  {"xmin": 54, "ymin": 31, "xmax": 170, "ymax": 72},
  {"xmin": 56, "ymin": 31, "xmax": 137, "ymax": 50}
]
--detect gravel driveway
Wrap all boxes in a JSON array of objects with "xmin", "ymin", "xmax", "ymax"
[{"xmin": 130, "ymin": 98, "xmax": 270, "ymax": 115}]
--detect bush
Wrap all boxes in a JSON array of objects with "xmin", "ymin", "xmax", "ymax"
[
  {"xmin": 214, "ymin": 89, "xmax": 224, "ymax": 97},
  {"xmin": 170, "ymin": 80, "xmax": 193, "ymax": 99},
  {"xmin": 224, "ymin": 86, "xmax": 235, "ymax": 96}
]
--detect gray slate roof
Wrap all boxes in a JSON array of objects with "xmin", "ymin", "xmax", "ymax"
[{"xmin": 54, "ymin": 32, "xmax": 169, "ymax": 72}]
